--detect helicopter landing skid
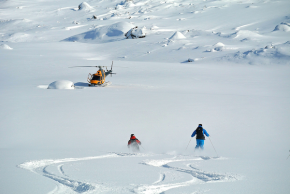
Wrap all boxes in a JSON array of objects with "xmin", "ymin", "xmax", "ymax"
[{"xmin": 88, "ymin": 81, "xmax": 112, "ymax": 87}]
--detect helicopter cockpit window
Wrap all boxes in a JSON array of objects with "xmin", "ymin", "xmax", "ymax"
[{"xmin": 92, "ymin": 75, "xmax": 102, "ymax": 81}]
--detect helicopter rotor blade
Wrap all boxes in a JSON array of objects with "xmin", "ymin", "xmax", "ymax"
[
  {"xmin": 69, "ymin": 66, "xmax": 108, "ymax": 68},
  {"xmin": 69, "ymin": 66, "xmax": 98, "ymax": 68},
  {"xmin": 69, "ymin": 63, "xmax": 127, "ymax": 68}
]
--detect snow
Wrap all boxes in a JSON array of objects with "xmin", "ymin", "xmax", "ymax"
[
  {"xmin": 47, "ymin": 80, "xmax": 75, "ymax": 89},
  {"xmin": 0, "ymin": 43, "xmax": 13, "ymax": 50},
  {"xmin": 125, "ymin": 26, "xmax": 146, "ymax": 39},
  {"xmin": 78, "ymin": 2, "xmax": 94, "ymax": 12},
  {"xmin": 169, "ymin": 31, "xmax": 186, "ymax": 40},
  {"xmin": 0, "ymin": 0, "xmax": 290, "ymax": 194},
  {"xmin": 273, "ymin": 22, "xmax": 290, "ymax": 32},
  {"xmin": 64, "ymin": 22, "xmax": 135, "ymax": 43},
  {"xmin": 213, "ymin": 42, "xmax": 225, "ymax": 47}
]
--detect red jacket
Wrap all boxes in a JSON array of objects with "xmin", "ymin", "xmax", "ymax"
[{"xmin": 128, "ymin": 136, "xmax": 141, "ymax": 145}]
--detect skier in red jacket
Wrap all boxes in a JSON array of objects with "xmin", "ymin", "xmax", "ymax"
[{"xmin": 128, "ymin": 134, "xmax": 141, "ymax": 152}]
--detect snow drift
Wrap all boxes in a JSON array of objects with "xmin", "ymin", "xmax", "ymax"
[
  {"xmin": 0, "ymin": 19, "xmax": 35, "ymax": 32},
  {"xmin": 116, "ymin": 0, "xmax": 134, "ymax": 9},
  {"xmin": 47, "ymin": 80, "xmax": 75, "ymax": 89},
  {"xmin": 0, "ymin": 44, "xmax": 13, "ymax": 50},
  {"xmin": 213, "ymin": 42, "xmax": 225, "ymax": 51},
  {"xmin": 273, "ymin": 22, "xmax": 290, "ymax": 32},
  {"xmin": 169, "ymin": 31, "xmax": 186, "ymax": 40},
  {"xmin": 78, "ymin": 2, "xmax": 94, "ymax": 11},
  {"xmin": 223, "ymin": 41, "xmax": 290, "ymax": 64},
  {"xmin": 63, "ymin": 22, "xmax": 135, "ymax": 43}
]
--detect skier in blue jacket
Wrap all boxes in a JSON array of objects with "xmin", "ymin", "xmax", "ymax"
[{"xmin": 191, "ymin": 124, "xmax": 210, "ymax": 149}]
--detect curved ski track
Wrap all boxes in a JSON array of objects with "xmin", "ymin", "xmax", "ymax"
[
  {"xmin": 18, "ymin": 153, "xmax": 240, "ymax": 194},
  {"xmin": 18, "ymin": 153, "xmax": 140, "ymax": 194},
  {"xmin": 136, "ymin": 156, "xmax": 240, "ymax": 194}
]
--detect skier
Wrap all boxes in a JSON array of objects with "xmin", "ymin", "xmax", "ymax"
[
  {"xmin": 191, "ymin": 124, "xmax": 210, "ymax": 149},
  {"xmin": 128, "ymin": 134, "xmax": 141, "ymax": 152}
]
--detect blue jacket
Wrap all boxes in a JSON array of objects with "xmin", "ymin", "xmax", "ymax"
[{"xmin": 191, "ymin": 128, "xmax": 209, "ymax": 138}]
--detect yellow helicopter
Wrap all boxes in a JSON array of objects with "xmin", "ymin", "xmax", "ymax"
[{"xmin": 73, "ymin": 61, "xmax": 115, "ymax": 87}]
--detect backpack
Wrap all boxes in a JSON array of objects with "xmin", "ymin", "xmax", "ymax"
[{"xmin": 196, "ymin": 127, "xmax": 205, "ymax": 140}]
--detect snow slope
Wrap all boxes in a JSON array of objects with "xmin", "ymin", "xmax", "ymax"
[
  {"xmin": 18, "ymin": 153, "xmax": 239, "ymax": 194},
  {"xmin": 0, "ymin": 0, "xmax": 290, "ymax": 194}
]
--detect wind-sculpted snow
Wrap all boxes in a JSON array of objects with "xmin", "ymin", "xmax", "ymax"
[
  {"xmin": 223, "ymin": 41, "xmax": 290, "ymax": 64},
  {"xmin": 1, "ymin": 0, "xmax": 289, "ymax": 63},
  {"xmin": 63, "ymin": 22, "xmax": 135, "ymax": 43},
  {"xmin": 273, "ymin": 22, "xmax": 290, "ymax": 32}
]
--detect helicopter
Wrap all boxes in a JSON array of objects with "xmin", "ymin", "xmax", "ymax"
[{"xmin": 72, "ymin": 61, "xmax": 116, "ymax": 87}]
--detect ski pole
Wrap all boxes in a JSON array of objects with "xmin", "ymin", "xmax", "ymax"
[
  {"xmin": 140, "ymin": 144, "xmax": 146, "ymax": 150},
  {"xmin": 185, "ymin": 137, "xmax": 192, "ymax": 150},
  {"xmin": 208, "ymin": 136, "xmax": 219, "ymax": 157}
]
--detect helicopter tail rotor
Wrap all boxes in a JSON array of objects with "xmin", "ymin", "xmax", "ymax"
[{"xmin": 111, "ymin": 61, "xmax": 113, "ymax": 77}]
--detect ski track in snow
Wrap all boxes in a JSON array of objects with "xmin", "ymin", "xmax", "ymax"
[
  {"xmin": 18, "ymin": 153, "xmax": 117, "ymax": 193},
  {"xmin": 42, "ymin": 165, "xmax": 95, "ymax": 193},
  {"xmin": 136, "ymin": 156, "xmax": 240, "ymax": 194},
  {"xmin": 152, "ymin": 173, "xmax": 165, "ymax": 185},
  {"xmin": 18, "ymin": 152, "xmax": 147, "ymax": 194},
  {"xmin": 58, "ymin": 164, "xmax": 67, "ymax": 177},
  {"xmin": 18, "ymin": 153, "xmax": 240, "ymax": 194}
]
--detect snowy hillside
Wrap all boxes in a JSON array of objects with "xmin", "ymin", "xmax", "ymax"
[
  {"xmin": 0, "ymin": 0, "xmax": 290, "ymax": 194},
  {"xmin": 1, "ymin": 0, "xmax": 290, "ymax": 64}
]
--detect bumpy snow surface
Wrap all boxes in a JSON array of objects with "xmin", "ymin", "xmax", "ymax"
[
  {"xmin": 0, "ymin": 0, "xmax": 290, "ymax": 194},
  {"xmin": 64, "ymin": 22, "xmax": 135, "ymax": 43}
]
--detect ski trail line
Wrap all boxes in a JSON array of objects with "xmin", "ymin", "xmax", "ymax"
[
  {"xmin": 18, "ymin": 153, "xmax": 119, "ymax": 194},
  {"xmin": 136, "ymin": 156, "xmax": 241, "ymax": 194},
  {"xmin": 18, "ymin": 152, "xmax": 151, "ymax": 194},
  {"xmin": 18, "ymin": 153, "xmax": 118, "ymax": 173},
  {"xmin": 152, "ymin": 173, "xmax": 165, "ymax": 185}
]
